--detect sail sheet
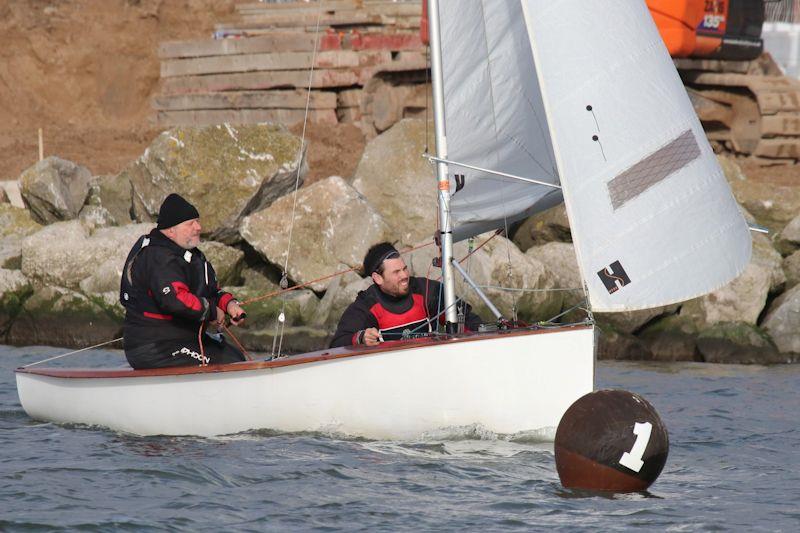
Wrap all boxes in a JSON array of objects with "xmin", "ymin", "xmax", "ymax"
[
  {"xmin": 438, "ymin": 0, "xmax": 563, "ymax": 241},
  {"xmin": 520, "ymin": 0, "xmax": 752, "ymax": 311}
]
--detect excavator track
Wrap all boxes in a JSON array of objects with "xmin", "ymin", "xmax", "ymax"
[{"xmin": 676, "ymin": 55, "xmax": 800, "ymax": 163}]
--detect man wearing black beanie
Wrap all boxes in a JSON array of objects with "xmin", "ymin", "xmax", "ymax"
[{"xmin": 119, "ymin": 193, "xmax": 247, "ymax": 369}]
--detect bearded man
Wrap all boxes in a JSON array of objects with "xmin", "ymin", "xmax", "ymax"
[
  {"xmin": 119, "ymin": 193, "xmax": 247, "ymax": 369},
  {"xmin": 330, "ymin": 242, "xmax": 481, "ymax": 348}
]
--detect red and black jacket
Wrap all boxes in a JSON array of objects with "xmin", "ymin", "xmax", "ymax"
[
  {"xmin": 119, "ymin": 229, "xmax": 234, "ymax": 350},
  {"xmin": 329, "ymin": 277, "xmax": 482, "ymax": 348}
]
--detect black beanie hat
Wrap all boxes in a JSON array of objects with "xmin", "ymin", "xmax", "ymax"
[
  {"xmin": 156, "ymin": 193, "xmax": 200, "ymax": 229},
  {"xmin": 363, "ymin": 242, "xmax": 400, "ymax": 275}
]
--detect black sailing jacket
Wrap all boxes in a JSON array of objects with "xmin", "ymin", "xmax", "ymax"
[
  {"xmin": 119, "ymin": 229, "xmax": 234, "ymax": 350},
  {"xmin": 330, "ymin": 277, "xmax": 482, "ymax": 348}
]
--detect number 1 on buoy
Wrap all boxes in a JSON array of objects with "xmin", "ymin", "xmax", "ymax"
[{"xmin": 619, "ymin": 421, "xmax": 653, "ymax": 473}]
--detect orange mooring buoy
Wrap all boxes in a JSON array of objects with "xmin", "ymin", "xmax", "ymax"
[{"xmin": 555, "ymin": 389, "xmax": 669, "ymax": 492}]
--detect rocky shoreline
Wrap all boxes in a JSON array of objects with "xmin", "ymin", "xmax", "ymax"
[{"xmin": 1, "ymin": 119, "xmax": 799, "ymax": 364}]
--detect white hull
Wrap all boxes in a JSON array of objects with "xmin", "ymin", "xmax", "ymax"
[{"xmin": 16, "ymin": 326, "xmax": 595, "ymax": 439}]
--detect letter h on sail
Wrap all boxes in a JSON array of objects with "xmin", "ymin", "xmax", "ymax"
[{"xmin": 597, "ymin": 261, "xmax": 631, "ymax": 294}]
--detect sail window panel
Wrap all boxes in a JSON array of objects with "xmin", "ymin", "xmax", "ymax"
[{"xmin": 607, "ymin": 129, "xmax": 702, "ymax": 210}]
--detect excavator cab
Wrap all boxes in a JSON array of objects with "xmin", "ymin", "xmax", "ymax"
[{"xmin": 648, "ymin": 0, "xmax": 764, "ymax": 59}]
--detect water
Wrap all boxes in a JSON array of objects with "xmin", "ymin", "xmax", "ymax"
[{"xmin": 1, "ymin": 345, "xmax": 798, "ymax": 531}]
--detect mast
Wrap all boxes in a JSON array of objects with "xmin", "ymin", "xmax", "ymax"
[{"xmin": 427, "ymin": 0, "xmax": 458, "ymax": 329}]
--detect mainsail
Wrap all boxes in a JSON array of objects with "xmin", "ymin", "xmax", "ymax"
[
  {"xmin": 436, "ymin": 0, "xmax": 751, "ymax": 312},
  {"xmin": 438, "ymin": 0, "xmax": 563, "ymax": 242}
]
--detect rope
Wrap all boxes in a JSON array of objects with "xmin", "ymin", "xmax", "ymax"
[
  {"xmin": 221, "ymin": 322, "xmax": 251, "ymax": 361},
  {"xmin": 240, "ymin": 240, "xmax": 435, "ymax": 306},
  {"xmin": 22, "ymin": 337, "xmax": 123, "ymax": 368}
]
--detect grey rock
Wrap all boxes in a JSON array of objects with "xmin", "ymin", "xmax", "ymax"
[
  {"xmin": 79, "ymin": 174, "xmax": 133, "ymax": 227},
  {"xmin": 696, "ymin": 322, "xmax": 786, "ymax": 364},
  {"xmin": 311, "ymin": 269, "xmax": 365, "ymax": 327},
  {"xmin": 202, "ymin": 241, "xmax": 245, "ymax": 287},
  {"xmin": 404, "ymin": 234, "xmax": 562, "ymax": 322},
  {"xmin": 783, "ymin": 249, "xmax": 800, "ymax": 289},
  {"xmin": 22, "ymin": 221, "xmax": 151, "ymax": 291},
  {"xmin": 0, "ymin": 180, "xmax": 25, "ymax": 209},
  {"xmin": 6, "ymin": 286, "xmax": 123, "ymax": 348},
  {"xmin": 351, "ymin": 119, "xmax": 437, "ymax": 247},
  {"xmin": 762, "ymin": 284, "xmax": 800, "ymax": 354},
  {"xmin": 0, "ymin": 205, "xmax": 42, "ymax": 269},
  {"xmin": 19, "ymin": 157, "xmax": 93, "ymax": 224},
  {"xmin": 125, "ymin": 124, "xmax": 306, "ymax": 243},
  {"xmin": 729, "ymin": 178, "xmax": 800, "ymax": 235},
  {"xmin": 241, "ymin": 176, "xmax": 390, "ymax": 292},
  {"xmin": 597, "ymin": 328, "xmax": 653, "ymax": 361},
  {"xmin": 639, "ymin": 315, "xmax": 700, "ymax": 362},
  {"xmin": 679, "ymin": 261, "xmax": 771, "ymax": 327},
  {"xmin": 775, "ymin": 212, "xmax": 800, "ymax": 256},
  {"xmin": 512, "ymin": 204, "xmax": 571, "ymax": 252}
]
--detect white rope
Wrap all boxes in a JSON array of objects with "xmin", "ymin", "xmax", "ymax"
[
  {"xmin": 22, "ymin": 337, "xmax": 123, "ymax": 368},
  {"xmin": 272, "ymin": 0, "xmax": 325, "ymax": 357}
]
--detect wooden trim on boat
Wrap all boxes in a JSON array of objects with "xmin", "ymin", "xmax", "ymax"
[{"xmin": 15, "ymin": 324, "xmax": 593, "ymax": 379}]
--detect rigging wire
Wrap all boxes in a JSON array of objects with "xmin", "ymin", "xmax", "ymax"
[
  {"xmin": 21, "ymin": 337, "xmax": 123, "ymax": 368},
  {"xmin": 271, "ymin": 0, "xmax": 325, "ymax": 358}
]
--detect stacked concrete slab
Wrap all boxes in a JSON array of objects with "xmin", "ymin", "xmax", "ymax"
[{"xmin": 154, "ymin": 0, "xmax": 429, "ymax": 135}]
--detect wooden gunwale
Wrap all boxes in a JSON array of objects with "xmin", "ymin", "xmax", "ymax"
[{"xmin": 16, "ymin": 324, "xmax": 592, "ymax": 379}]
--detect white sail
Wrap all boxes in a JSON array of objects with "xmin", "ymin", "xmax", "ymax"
[
  {"xmin": 438, "ymin": 0, "xmax": 563, "ymax": 241},
  {"xmin": 521, "ymin": 0, "xmax": 752, "ymax": 311}
]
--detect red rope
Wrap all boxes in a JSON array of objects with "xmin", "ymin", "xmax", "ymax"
[
  {"xmin": 240, "ymin": 240, "xmax": 435, "ymax": 306},
  {"xmin": 222, "ymin": 322, "xmax": 251, "ymax": 361}
]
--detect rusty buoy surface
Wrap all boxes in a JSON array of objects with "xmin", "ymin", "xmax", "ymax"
[{"xmin": 555, "ymin": 389, "xmax": 669, "ymax": 492}]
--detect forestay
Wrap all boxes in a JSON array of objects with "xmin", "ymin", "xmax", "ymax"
[
  {"xmin": 520, "ymin": 0, "xmax": 751, "ymax": 311},
  {"xmin": 438, "ymin": 0, "xmax": 563, "ymax": 242}
]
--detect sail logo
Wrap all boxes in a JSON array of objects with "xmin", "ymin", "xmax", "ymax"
[{"xmin": 597, "ymin": 261, "xmax": 631, "ymax": 294}]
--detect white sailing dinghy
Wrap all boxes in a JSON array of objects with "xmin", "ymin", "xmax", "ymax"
[{"xmin": 15, "ymin": 0, "xmax": 751, "ymax": 439}]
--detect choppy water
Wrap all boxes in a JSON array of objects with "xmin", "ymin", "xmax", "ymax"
[{"xmin": 1, "ymin": 345, "xmax": 799, "ymax": 531}]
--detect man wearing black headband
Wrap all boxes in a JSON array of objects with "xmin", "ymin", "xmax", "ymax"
[
  {"xmin": 119, "ymin": 193, "xmax": 247, "ymax": 369},
  {"xmin": 330, "ymin": 242, "xmax": 481, "ymax": 348}
]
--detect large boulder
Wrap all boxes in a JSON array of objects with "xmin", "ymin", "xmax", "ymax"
[
  {"xmin": 201, "ymin": 241, "xmax": 245, "ymax": 287},
  {"xmin": 19, "ymin": 157, "xmax": 93, "ymax": 224},
  {"xmin": 125, "ymin": 124, "xmax": 306, "ymax": 242},
  {"xmin": 79, "ymin": 174, "xmax": 133, "ymax": 227},
  {"xmin": 351, "ymin": 119, "xmax": 437, "ymax": 246},
  {"xmin": 0, "ymin": 268, "xmax": 32, "ymax": 334},
  {"xmin": 21, "ymin": 221, "xmax": 151, "ymax": 291},
  {"xmin": 525, "ymin": 241, "xmax": 584, "ymax": 316},
  {"xmin": 221, "ymin": 286, "xmax": 327, "ymax": 353},
  {"xmin": 6, "ymin": 286, "xmax": 123, "ymax": 348},
  {"xmin": 1, "ymin": 180, "xmax": 26, "ymax": 208},
  {"xmin": 597, "ymin": 327, "xmax": 653, "ymax": 361},
  {"xmin": 729, "ymin": 179, "xmax": 800, "ymax": 234},
  {"xmin": 311, "ymin": 271, "xmax": 367, "ymax": 328},
  {"xmin": 0, "ymin": 204, "xmax": 42, "ymax": 269},
  {"xmin": 512, "ymin": 204, "xmax": 571, "ymax": 251},
  {"xmin": 241, "ymin": 176, "xmax": 391, "ymax": 292},
  {"xmin": 638, "ymin": 314, "xmax": 700, "ymax": 362},
  {"xmin": 762, "ymin": 284, "xmax": 800, "ymax": 355},
  {"xmin": 783, "ymin": 249, "xmax": 800, "ymax": 289},
  {"xmin": 775, "ymin": 212, "xmax": 800, "ymax": 256},
  {"xmin": 678, "ymin": 259, "xmax": 772, "ymax": 327},
  {"xmin": 696, "ymin": 322, "xmax": 786, "ymax": 364},
  {"xmin": 405, "ymin": 234, "xmax": 562, "ymax": 322}
]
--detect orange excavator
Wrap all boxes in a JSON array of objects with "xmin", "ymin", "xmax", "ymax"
[
  {"xmin": 413, "ymin": 0, "xmax": 800, "ymax": 162},
  {"xmin": 648, "ymin": 0, "xmax": 800, "ymax": 161}
]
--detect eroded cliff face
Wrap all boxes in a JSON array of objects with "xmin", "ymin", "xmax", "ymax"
[{"xmin": 0, "ymin": 0, "xmax": 235, "ymax": 180}]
